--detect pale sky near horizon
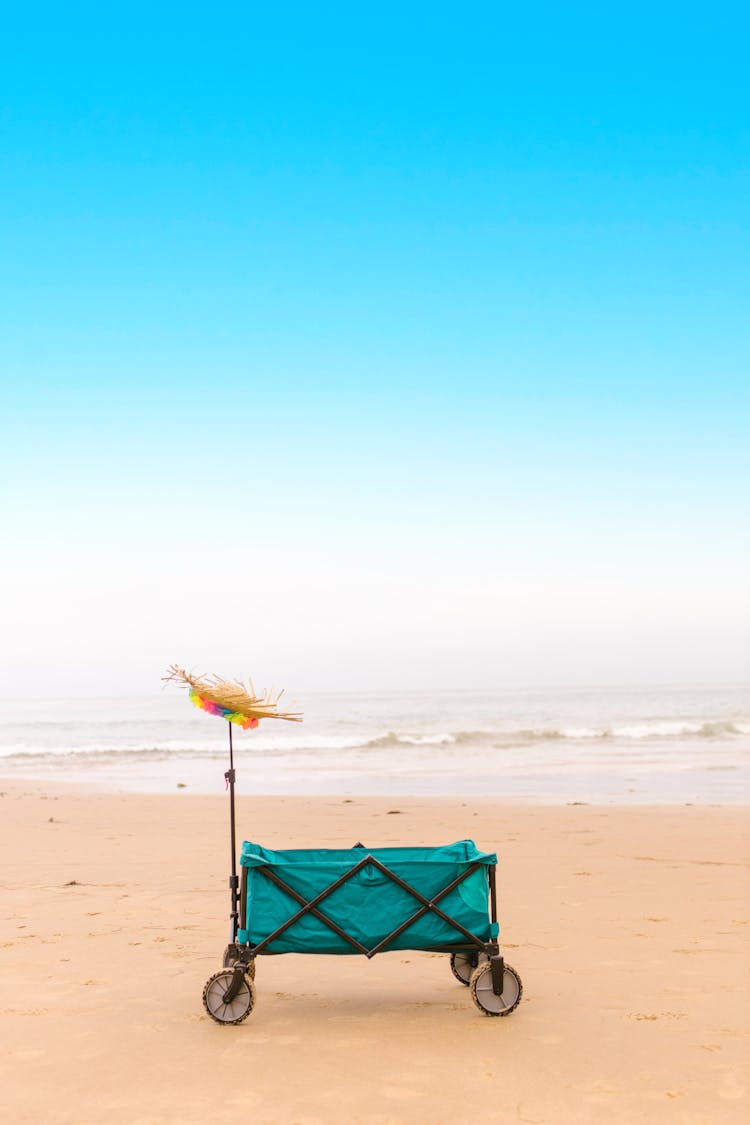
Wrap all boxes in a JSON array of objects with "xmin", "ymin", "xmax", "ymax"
[{"xmin": 1, "ymin": 3, "xmax": 748, "ymax": 695}]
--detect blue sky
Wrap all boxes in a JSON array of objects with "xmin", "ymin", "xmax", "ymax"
[{"xmin": 1, "ymin": 3, "xmax": 747, "ymax": 693}]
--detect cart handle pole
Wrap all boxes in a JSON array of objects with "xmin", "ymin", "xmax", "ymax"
[{"xmin": 226, "ymin": 721, "xmax": 239, "ymax": 942}]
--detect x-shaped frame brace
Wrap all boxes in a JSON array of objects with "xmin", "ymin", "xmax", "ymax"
[{"xmin": 248, "ymin": 854, "xmax": 489, "ymax": 958}]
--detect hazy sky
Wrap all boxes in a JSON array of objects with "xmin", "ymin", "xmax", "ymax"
[{"xmin": 1, "ymin": 3, "xmax": 748, "ymax": 694}]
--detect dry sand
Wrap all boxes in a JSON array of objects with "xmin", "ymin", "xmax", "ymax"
[{"xmin": 1, "ymin": 783, "xmax": 748, "ymax": 1124}]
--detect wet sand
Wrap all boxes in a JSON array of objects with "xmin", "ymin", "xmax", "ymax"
[{"xmin": 1, "ymin": 783, "xmax": 748, "ymax": 1123}]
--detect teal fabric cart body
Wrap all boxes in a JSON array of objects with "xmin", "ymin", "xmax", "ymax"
[{"xmin": 237, "ymin": 840, "xmax": 498, "ymax": 955}]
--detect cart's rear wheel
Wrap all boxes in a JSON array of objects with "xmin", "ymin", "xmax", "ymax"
[
  {"xmin": 450, "ymin": 951, "xmax": 489, "ymax": 986},
  {"xmin": 470, "ymin": 962, "xmax": 522, "ymax": 1017},
  {"xmin": 223, "ymin": 944, "xmax": 256, "ymax": 980},
  {"xmin": 203, "ymin": 969, "xmax": 256, "ymax": 1025}
]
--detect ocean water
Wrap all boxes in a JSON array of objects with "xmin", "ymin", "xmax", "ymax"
[{"xmin": 1, "ymin": 684, "xmax": 748, "ymax": 803}]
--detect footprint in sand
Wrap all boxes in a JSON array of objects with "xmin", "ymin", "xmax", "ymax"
[
  {"xmin": 0, "ymin": 1009, "xmax": 50, "ymax": 1017},
  {"xmin": 630, "ymin": 1011, "xmax": 686, "ymax": 1021}
]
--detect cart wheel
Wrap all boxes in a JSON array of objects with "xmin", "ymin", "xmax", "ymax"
[
  {"xmin": 470, "ymin": 962, "xmax": 522, "ymax": 1017},
  {"xmin": 202, "ymin": 970, "xmax": 256, "ymax": 1025},
  {"xmin": 223, "ymin": 944, "xmax": 256, "ymax": 980},
  {"xmin": 450, "ymin": 951, "xmax": 488, "ymax": 986}
]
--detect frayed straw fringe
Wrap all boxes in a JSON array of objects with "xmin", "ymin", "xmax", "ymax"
[{"xmin": 164, "ymin": 664, "xmax": 303, "ymax": 722}]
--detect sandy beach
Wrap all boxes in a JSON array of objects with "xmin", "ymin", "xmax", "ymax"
[{"xmin": 1, "ymin": 783, "xmax": 748, "ymax": 1124}]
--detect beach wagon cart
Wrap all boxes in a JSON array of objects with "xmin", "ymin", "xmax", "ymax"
[
  {"xmin": 209, "ymin": 838, "xmax": 522, "ymax": 1023},
  {"xmin": 165, "ymin": 666, "xmax": 522, "ymax": 1024}
]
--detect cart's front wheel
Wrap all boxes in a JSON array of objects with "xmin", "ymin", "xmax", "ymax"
[
  {"xmin": 203, "ymin": 970, "xmax": 256, "ymax": 1025},
  {"xmin": 450, "ymin": 951, "xmax": 488, "ymax": 986},
  {"xmin": 223, "ymin": 944, "xmax": 256, "ymax": 980},
  {"xmin": 470, "ymin": 962, "xmax": 522, "ymax": 1017}
]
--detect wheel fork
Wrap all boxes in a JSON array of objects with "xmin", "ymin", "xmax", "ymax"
[
  {"xmin": 222, "ymin": 964, "xmax": 246, "ymax": 1004},
  {"xmin": 490, "ymin": 954, "xmax": 505, "ymax": 996}
]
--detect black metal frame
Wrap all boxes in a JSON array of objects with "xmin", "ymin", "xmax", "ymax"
[{"xmin": 219, "ymin": 720, "xmax": 506, "ymax": 1003}]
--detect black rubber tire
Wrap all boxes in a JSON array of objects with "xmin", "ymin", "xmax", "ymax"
[
  {"xmin": 450, "ymin": 951, "xmax": 489, "ymax": 986},
  {"xmin": 202, "ymin": 970, "xmax": 256, "ymax": 1025},
  {"xmin": 469, "ymin": 962, "xmax": 523, "ymax": 1017}
]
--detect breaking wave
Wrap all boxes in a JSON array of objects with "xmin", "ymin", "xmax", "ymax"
[
  {"xmin": 0, "ymin": 720, "xmax": 747, "ymax": 764},
  {"xmin": 360, "ymin": 720, "xmax": 749, "ymax": 751}
]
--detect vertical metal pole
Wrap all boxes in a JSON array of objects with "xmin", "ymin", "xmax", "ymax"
[{"xmin": 226, "ymin": 721, "xmax": 239, "ymax": 942}]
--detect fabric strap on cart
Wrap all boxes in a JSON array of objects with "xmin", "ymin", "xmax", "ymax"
[{"xmin": 236, "ymin": 839, "xmax": 497, "ymax": 955}]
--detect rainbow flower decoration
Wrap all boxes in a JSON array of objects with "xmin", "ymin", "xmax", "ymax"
[{"xmin": 189, "ymin": 689, "xmax": 260, "ymax": 730}]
